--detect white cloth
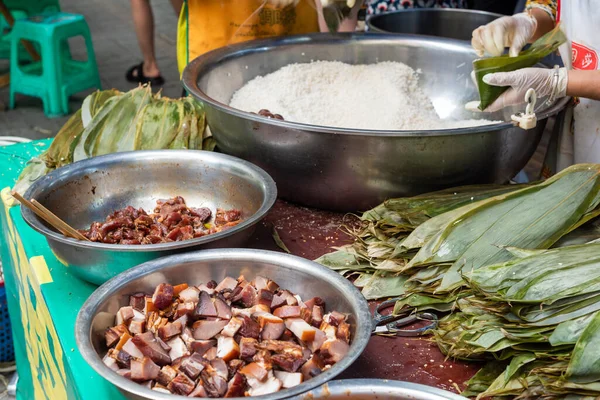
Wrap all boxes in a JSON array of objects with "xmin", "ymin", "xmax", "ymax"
[{"xmin": 554, "ymin": 0, "xmax": 600, "ymax": 168}]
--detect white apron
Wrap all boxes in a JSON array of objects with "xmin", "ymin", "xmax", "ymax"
[{"xmin": 552, "ymin": 0, "xmax": 600, "ymax": 171}]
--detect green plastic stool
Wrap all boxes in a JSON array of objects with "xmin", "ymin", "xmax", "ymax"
[{"xmin": 9, "ymin": 12, "xmax": 101, "ymax": 117}]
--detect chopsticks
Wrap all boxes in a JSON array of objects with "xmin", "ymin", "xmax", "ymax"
[{"xmin": 11, "ymin": 191, "xmax": 90, "ymax": 241}]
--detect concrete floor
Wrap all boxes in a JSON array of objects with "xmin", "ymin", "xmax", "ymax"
[{"xmin": 0, "ymin": 0, "xmax": 182, "ymax": 140}]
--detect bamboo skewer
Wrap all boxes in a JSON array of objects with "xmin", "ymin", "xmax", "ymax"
[{"xmin": 11, "ymin": 191, "xmax": 90, "ymax": 241}]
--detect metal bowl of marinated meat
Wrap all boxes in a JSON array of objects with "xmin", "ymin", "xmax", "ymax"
[
  {"xmin": 21, "ymin": 150, "xmax": 277, "ymax": 285},
  {"xmin": 182, "ymin": 33, "xmax": 569, "ymax": 212},
  {"xmin": 75, "ymin": 249, "xmax": 372, "ymax": 400},
  {"xmin": 299, "ymin": 379, "xmax": 467, "ymax": 399},
  {"xmin": 367, "ymin": 9, "xmax": 502, "ymax": 41}
]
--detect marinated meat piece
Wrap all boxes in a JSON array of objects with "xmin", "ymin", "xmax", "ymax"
[
  {"xmin": 178, "ymin": 287, "xmax": 200, "ymax": 303},
  {"xmin": 238, "ymin": 316, "xmax": 260, "ymax": 339},
  {"xmin": 122, "ymin": 338, "xmax": 144, "ymax": 359},
  {"xmin": 190, "ymin": 339, "xmax": 217, "ymax": 356},
  {"xmin": 175, "ymin": 302, "xmax": 195, "ymax": 317},
  {"xmin": 116, "ymin": 350, "xmax": 133, "ymax": 369},
  {"xmin": 252, "ymin": 276, "xmax": 269, "ymax": 291},
  {"xmin": 228, "ymin": 359, "xmax": 245, "ymax": 379},
  {"xmin": 271, "ymin": 353, "xmax": 305, "ymax": 373},
  {"xmin": 301, "ymin": 354, "xmax": 324, "ymax": 381},
  {"xmin": 189, "ymin": 207, "xmax": 212, "ymax": 222},
  {"xmin": 166, "ymin": 336, "xmax": 189, "ymax": 361},
  {"xmin": 157, "ymin": 321, "xmax": 182, "ymax": 341},
  {"xmin": 221, "ymin": 317, "xmax": 243, "ymax": 338},
  {"xmin": 239, "ymin": 338, "xmax": 258, "ymax": 361},
  {"xmin": 247, "ymin": 372, "xmax": 282, "ymax": 396},
  {"xmin": 168, "ymin": 373, "xmax": 196, "ymax": 396},
  {"xmin": 116, "ymin": 306, "xmax": 135, "ymax": 326},
  {"xmin": 336, "ymin": 321, "xmax": 351, "ymax": 344},
  {"xmin": 215, "ymin": 276, "xmax": 238, "ymax": 292},
  {"xmin": 320, "ymin": 339, "xmax": 350, "ymax": 365},
  {"xmin": 231, "ymin": 284, "xmax": 256, "ymax": 308},
  {"xmin": 179, "ymin": 353, "xmax": 206, "ymax": 380},
  {"xmin": 224, "ymin": 372, "xmax": 245, "ymax": 398},
  {"xmin": 156, "ymin": 365, "xmax": 178, "ymax": 386},
  {"xmin": 311, "ymin": 306, "xmax": 324, "ymax": 328},
  {"xmin": 214, "ymin": 209, "xmax": 242, "ymax": 226},
  {"xmin": 129, "ymin": 293, "xmax": 146, "ymax": 311},
  {"xmin": 210, "ymin": 358, "xmax": 230, "ymax": 381},
  {"xmin": 189, "ymin": 381, "xmax": 208, "ymax": 398},
  {"xmin": 239, "ymin": 362, "xmax": 268, "ymax": 381},
  {"xmin": 216, "ymin": 337, "xmax": 240, "ymax": 362},
  {"xmin": 193, "ymin": 291, "xmax": 217, "ymax": 318},
  {"xmin": 132, "ymin": 332, "xmax": 171, "ymax": 366},
  {"xmin": 130, "ymin": 357, "xmax": 160, "ymax": 381},
  {"xmin": 214, "ymin": 295, "xmax": 232, "ymax": 320},
  {"xmin": 152, "ymin": 283, "xmax": 174, "ymax": 310},
  {"xmin": 105, "ymin": 326, "xmax": 123, "ymax": 348},
  {"xmin": 285, "ymin": 318, "xmax": 319, "ymax": 342},
  {"xmin": 102, "ymin": 354, "xmax": 119, "ymax": 371},
  {"xmin": 201, "ymin": 370, "xmax": 228, "ymax": 398},
  {"xmin": 273, "ymin": 305, "xmax": 301, "ymax": 319},
  {"xmin": 304, "ymin": 297, "xmax": 325, "ymax": 310},
  {"xmin": 274, "ymin": 371, "xmax": 303, "ymax": 389},
  {"xmin": 257, "ymin": 289, "xmax": 273, "ymax": 308},
  {"xmin": 192, "ymin": 320, "xmax": 228, "ymax": 340}
]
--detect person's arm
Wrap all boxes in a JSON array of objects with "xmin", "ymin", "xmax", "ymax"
[
  {"xmin": 315, "ymin": 0, "xmax": 362, "ymax": 32},
  {"xmin": 567, "ymin": 70, "xmax": 600, "ymax": 100},
  {"xmin": 529, "ymin": 7, "xmax": 555, "ymax": 41}
]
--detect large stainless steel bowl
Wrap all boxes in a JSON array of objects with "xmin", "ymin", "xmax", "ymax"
[
  {"xmin": 298, "ymin": 379, "xmax": 467, "ymax": 399},
  {"xmin": 21, "ymin": 150, "xmax": 277, "ymax": 285},
  {"xmin": 183, "ymin": 33, "xmax": 569, "ymax": 212},
  {"xmin": 367, "ymin": 9, "xmax": 502, "ymax": 41},
  {"xmin": 75, "ymin": 249, "xmax": 372, "ymax": 400}
]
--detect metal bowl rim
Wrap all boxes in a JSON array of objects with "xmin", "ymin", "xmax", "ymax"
[
  {"xmin": 305, "ymin": 378, "xmax": 468, "ymax": 399},
  {"xmin": 20, "ymin": 150, "xmax": 278, "ymax": 252},
  {"xmin": 182, "ymin": 32, "xmax": 569, "ymax": 137},
  {"xmin": 75, "ymin": 248, "xmax": 373, "ymax": 400}
]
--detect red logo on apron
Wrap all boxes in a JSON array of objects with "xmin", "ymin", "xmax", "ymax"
[{"xmin": 572, "ymin": 42, "xmax": 599, "ymax": 70}]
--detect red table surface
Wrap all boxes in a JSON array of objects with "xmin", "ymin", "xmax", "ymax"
[{"xmin": 249, "ymin": 199, "xmax": 481, "ymax": 394}]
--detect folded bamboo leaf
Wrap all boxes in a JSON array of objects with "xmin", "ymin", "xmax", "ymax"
[
  {"xmin": 550, "ymin": 313, "xmax": 597, "ymax": 346},
  {"xmin": 402, "ymin": 165, "xmax": 600, "ymax": 292},
  {"xmin": 360, "ymin": 271, "xmax": 408, "ymax": 300},
  {"xmin": 566, "ymin": 311, "xmax": 600, "ymax": 383},
  {"xmin": 474, "ymin": 25, "xmax": 567, "ymax": 110}
]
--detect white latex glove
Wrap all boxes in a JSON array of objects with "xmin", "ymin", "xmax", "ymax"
[
  {"xmin": 472, "ymin": 13, "xmax": 537, "ymax": 57},
  {"xmin": 321, "ymin": 0, "xmax": 357, "ymax": 8},
  {"xmin": 482, "ymin": 67, "xmax": 568, "ymax": 112},
  {"xmin": 266, "ymin": 0, "xmax": 300, "ymax": 6}
]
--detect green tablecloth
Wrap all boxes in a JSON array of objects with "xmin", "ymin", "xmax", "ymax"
[{"xmin": 0, "ymin": 140, "xmax": 124, "ymax": 400}]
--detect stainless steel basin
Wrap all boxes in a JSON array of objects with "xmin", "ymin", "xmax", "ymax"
[
  {"xmin": 21, "ymin": 150, "xmax": 277, "ymax": 285},
  {"xmin": 367, "ymin": 9, "xmax": 502, "ymax": 41},
  {"xmin": 183, "ymin": 33, "xmax": 569, "ymax": 212},
  {"xmin": 75, "ymin": 249, "xmax": 372, "ymax": 400},
  {"xmin": 297, "ymin": 379, "xmax": 467, "ymax": 399}
]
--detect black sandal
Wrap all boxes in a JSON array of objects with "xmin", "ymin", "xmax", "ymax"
[{"xmin": 126, "ymin": 62, "xmax": 165, "ymax": 86}]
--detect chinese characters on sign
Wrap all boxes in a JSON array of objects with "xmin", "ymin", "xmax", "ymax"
[{"xmin": 572, "ymin": 42, "xmax": 599, "ymax": 70}]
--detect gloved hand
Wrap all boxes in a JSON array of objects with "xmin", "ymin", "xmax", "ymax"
[
  {"xmin": 482, "ymin": 67, "xmax": 568, "ymax": 112},
  {"xmin": 266, "ymin": 0, "xmax": 300, "ymax": 7},
  {"xmin": 472, "ymin": 13, "xmax": 537, "ymax": 57},
  {"xmin": 321, "ymin": 0, "xmax": 357, "ymax": 8}
]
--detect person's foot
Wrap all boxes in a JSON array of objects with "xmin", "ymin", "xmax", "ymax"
[{"xmin": 126, "ymin": 62, "xmax": 165, "ymax": 86}]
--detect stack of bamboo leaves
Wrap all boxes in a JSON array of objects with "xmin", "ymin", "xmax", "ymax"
[
  {"xmin": 444, "ymin": 243, "xmax": 600, "ymax": 398},
  {"xmin": 13, "ymin": 85, "xmax": 214, "ymax": 195},
  {"xmin": 317, "ymin": 164, "xmax": 600, "ymax": 398}
]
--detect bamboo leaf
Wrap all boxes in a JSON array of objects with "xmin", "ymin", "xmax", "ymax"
[
  {"xmin": 474, "ymin": 25, "xmax": 567, "ymax": 110},
  {"xmin": 566, "ymin": 311, "xmax": 600, "ymax": 383}
]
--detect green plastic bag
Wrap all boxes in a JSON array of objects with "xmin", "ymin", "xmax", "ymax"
[{"xmin": 474, "ymin": 25, "xmax": 567, "ymax": 111}]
